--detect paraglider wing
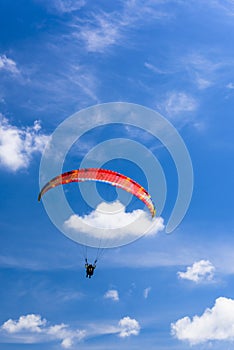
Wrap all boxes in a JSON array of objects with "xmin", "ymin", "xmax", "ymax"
[{"xmin": 38, "ymin": 168, "xmax": 156, "ymax": 217}]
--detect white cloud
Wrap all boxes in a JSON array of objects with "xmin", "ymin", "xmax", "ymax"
[
  {"xmin": 64, "ymin": 201, "xmax": 164, "ymax": 241},
  {"xmin": 104, "ymin": 289, "xmax": 119, "ymax": 302},
  {"xmin": 47, "ymin": 324, "xmax": 86, "ymax": 348},
  {"xmin": 171, "ymin": 297, "xmax": 234, "ymax": 345},
  {"xmin": 118, "ymin": 316, "xmax": 140, "ymax": 338},
  {"xmin": 143, "ymin": 287, "xmax": 151, "ymax": 299},
  {"xmin": 69, "ymin": 67, "xmax": 98, "ymax": 102},
  {"xmin": 1, "ymin": 314, "xmax": 86, "ymax": 348},
  {"xmin": 0, "ymin": 117, "xmax": 50, "ymax": 171},
  {"xmin": 208, "ymin": 0, "xmax": 234, "ymax": 16},
  {"xmin": 195, "ymin": 75, "xmax": 212, "ymax": 89},
  {"xmin": 144, "ymin": 62, "xmax": 168, "ymax": 74},
  {"xmin": 177, "ymin": 260, "xmax": 215, "ymax": 283},
  {"xmin": 75, "ymin": 1, "xmax": 170, "ymax": 53},
  {"xmin": 49, "ymin": 0, "xmax": 85, "ymax": 13},
  {"xmin": 106, "ymin": 227, "xmax": 234, "ymax": 275},
  {"xmin": 160, "ymin": 92, "xmax": 197, "ymax": 117},
  {"xmin": 0, "ymin": 55, "xmax": 19, "ymax": 74},
  {"xmin": 61, "ymin": 337, "xmax": 73, "ymax": 348},
  {"xmin": 1, "ymin": 314, "xmax": 140, "ymax": 346},
  {"xmin": 2, "ymin": 314, "xmax": 46, "ymax": 333},
  {"xmin": 183, "ymin": 53, "xmax": 223, "ymax": 90},
  {"xmin": 79, "ymin": 12, "xmax": 122, "ymax": 53}
]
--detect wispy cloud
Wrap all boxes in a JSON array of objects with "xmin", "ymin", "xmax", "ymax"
[
  {"xmin": 78, "ymin": 12, "xmax": 122, "ymax": 53},
  {"xmin": 41, "ymin": 0, "xmax": 86, "ymax": 14},
  {"xmin": 22, "ymin": 61, "xmax": 99, "ymax": 114},
  {"xmin": 0, "ymin": 1, "xmax": 174, "ymax": 113},
  {"xmin": 171, "ymin": 297, "xmax": 234, "ymax": 345},
  {"xmin": 177, "ymin": 260, "xmax": 215, "ymax": 283},
  {"xmin": 144, "ymin": 62, "xmax": 168, "ymax": 75},
  {"xmin": 105, "ymin": 225, "xmax": 234, "ymax": 276},
  {"xmin": 0, "ymin": 55, "xmax": 20, "ymax": 75},
  {"xmin": 226, "ymin": 82, "xmax": 234, "ymax": 89},
  {"xmin": 60, "ymin": 63, "xmax": 99, "ymax": 102},
  {"xmin": 158, "ymin": 91, "xmax": 197, "ymax": 118},
  {"xmin": 208, "ymin": 0, "xmax": 234, "ymax": 16},
  {"xmin": 143, "ymin": 287, "xmax": 151, "ymax": 299},
  {"xmin": 104, "ymin": 289, "xmax": 120, "ymax": 302},
  {"xmin": 71, "ymin": 1, "xmax": 171, "ymax": 53},
  {"xmin": 183, "ymin": 53, "xmax": 224, "ymax": 90},
  {"xmin": 0, "ymin": 116, "xmax": 50, "ymax": 172}
]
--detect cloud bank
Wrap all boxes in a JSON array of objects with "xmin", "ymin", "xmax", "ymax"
[{"xmin": 1, "ymin": 313, "xmax": 140, "ymax": 348}]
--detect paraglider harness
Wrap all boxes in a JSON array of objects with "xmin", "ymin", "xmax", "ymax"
[{"xmin": 85, "ymin": 259, "xmax": 97, "ymax": 278}]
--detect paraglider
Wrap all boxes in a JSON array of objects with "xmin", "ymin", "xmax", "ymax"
[
  {"xmin": 38, "ymin": 168, "xmax": 156, "ymax": 278},
  {"xmin": 85, "ymin": 259, "xmax": 96, "ymax": 278}
]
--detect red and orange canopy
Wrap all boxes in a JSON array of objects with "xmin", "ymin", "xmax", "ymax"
[{"xmin": 38, "ymin": 168, "xmax": 156, "ymax": 217}]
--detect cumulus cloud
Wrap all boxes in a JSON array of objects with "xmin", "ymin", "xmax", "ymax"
[
  {"xmin": 104, "ymin": 289, "xmax": 119, "ymax": 302},
  {"xmin": 118, "ymin": 316, "xmax": 140, "ymax": 338},
  {"xmin": 64, "ymin": 201, "xmax": 164, "ymax": 241},
  {"xmin": 2, "ymin": 314, "xmax": 46, "ymax": 333},
  {"xmin": 177, "ymin": 260, "xmax": 215, "ymax": 283},
  {"xmin": 0, "ymin": 55, "xmax": 19, "ymax": 74},
  {"xmin": 1, "ymin": 314, "xmax": 86, "ymax": 348},
  {"xmin": 143, "ymin": 287, "xmax": 151, "ymax": 299},
  {"xmin": 171, "ymin": 297, "xmax": 234, "ymax": 345},
  {"xmin": 0, "ymin": 116, "xmax": 50, "ymax": 171}
]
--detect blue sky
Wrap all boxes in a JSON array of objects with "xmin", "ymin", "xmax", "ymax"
[{"xmin": 0, "ymin": 0, "xmax": 234, "ymax": 349}]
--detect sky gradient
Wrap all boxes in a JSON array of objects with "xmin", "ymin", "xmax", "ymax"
[{"xmin": 0, "ymin": 1, "xmax": 234, "ymax": 349}]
